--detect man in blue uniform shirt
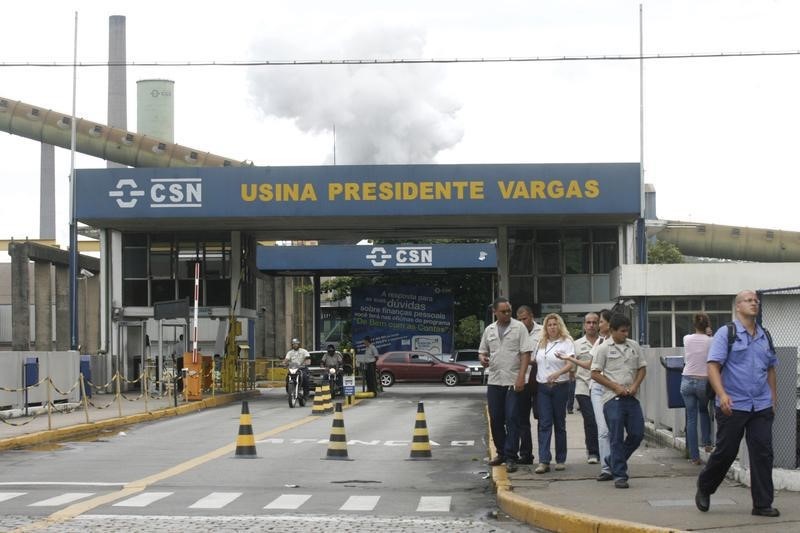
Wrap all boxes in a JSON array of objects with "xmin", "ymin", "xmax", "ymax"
[{"xmin": 695, "ymin": 290, "xmax": 779, "ymax": 517}]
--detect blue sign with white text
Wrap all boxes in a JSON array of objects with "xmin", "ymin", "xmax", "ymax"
[
  {"xmin": 257, "ymin": 243, "xmax": 496, "ymax": 272},
  {"xmin": 75, "ymin": 163, "xmax": 641, "ymax": 224},
  {"xmin": 351, "ymin": 286, "xmax": 454, "ymax": 356}
]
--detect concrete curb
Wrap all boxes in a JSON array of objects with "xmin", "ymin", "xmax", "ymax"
[
  {"xmin": 0, "ymin": 390, "xmax": 259, "ymax": 452},
  {"xmin": 485, "ymin": 405, "xmax": 686, "ymax": 533}
]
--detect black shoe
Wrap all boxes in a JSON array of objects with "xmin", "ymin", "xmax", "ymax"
[
  {"xmin": 487, "ymin": 456, "xmax": 506, "ymax": 467},
  {"xmin": 517, "ymin": 457, "xmax": 534, "ymax": 465},
  {"xmin": 567, "ymin": 410, "xmax": 574, "ymax": 414},
  {"xmin": 596, "ymin": 472, "xmax": 613, "ymax": 481},
  {"xmin": 506, "ymin": 459, "xmax": 518, "ymax": 473},
  {"xmin": 751, "ymin": 507, "xmax": 780, "ymax": 517},
  {"xmin": 614, "ymin": 479, "xmax": 629, "ymax": 489},
  {"xmin": 695, "ymin": 489, "xmax": 710, "ymax": 512}
]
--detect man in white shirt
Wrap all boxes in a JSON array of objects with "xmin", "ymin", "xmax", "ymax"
[
  {"xmin": 284, "ymin": 338, "xmax": 311, "ymax": 398},
  {"xmin": 479, "ymin": 297, "xmax": 534, "ymax": 473}
]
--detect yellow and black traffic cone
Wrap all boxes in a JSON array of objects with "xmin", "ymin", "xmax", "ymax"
[
  {"xmin": 324, "ymin": 402, "xmax": 352, "ymax": 460},
  {"xmin": 408, "ymin": 401, "xmax": 432, "ymax": 460},
  {"xmin": 311, "ymin": 386, "xmax": 326, "ymax": 415},
  {"xmin": 234, "ymin": 401, "xmax": 257, "ymax": 458},
  {"xmin": 321, "ymin": 384, "xmax": 334, "ymax": 414}
]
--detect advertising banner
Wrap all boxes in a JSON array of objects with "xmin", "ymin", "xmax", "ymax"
[{"xmin": 351, "ymin": 286, "xmax": 454, "ymax": 356}]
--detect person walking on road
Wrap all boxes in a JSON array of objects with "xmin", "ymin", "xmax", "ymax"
[
  {"xmin": 681, "ymin": 312, "xmax": 714, "ymax": 465},
  {"xmin": 589, "ymin": 309, "xmax": 613, "ymax": 480},
  {"xmin": 558, "ymin": 312, "xmax": 600, "ymax": 465},
  {"xmin": 591, "ymin": 314, "xmax": 647, "ymax": 489},
  {"xmin": 695, "ymin": 290, "xmax": 780, "ymax": 517},
  {"xmin": 479, "ymin": 297, "xmax": 533, "ymax": 474},
  {"xmin": 516, "ymin": 305, "xmax": 543, "ymax": 465},
  {"xmin": 532, "ymin": 313, "xmax": 574, "ymax": 473}
]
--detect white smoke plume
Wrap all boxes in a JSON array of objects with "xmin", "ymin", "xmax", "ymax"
[{"xmin": 247, "ymin": 26, "xmax": 463, "ymax": 164}]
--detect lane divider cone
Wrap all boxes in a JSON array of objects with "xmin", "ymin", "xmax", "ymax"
[
  {"xmin": 324, "ymin": 402, "xmax": 352, "ymax": 460},
  {"xmin": 321, "ymin": 384, "xmax": 334, "ymax": 414},
  {"xmin": 408, "ymin": 401, "xmax": 432, "ymax": 460},
  {"xmin": 234, "ymin": 401, "xmax": 257, "ymax": 458},
  {"xmin": 311, "ymin": 386, "xmax": 326, "ymax": 415}
]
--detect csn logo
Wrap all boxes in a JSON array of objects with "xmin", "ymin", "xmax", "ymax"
[
  {"xmin": 109, "ymin": 178, "xmax": 202, "ymax": 209},
  {"xmin": 365, "ymin": 246, "xmax": 433, "ymax": 268}
]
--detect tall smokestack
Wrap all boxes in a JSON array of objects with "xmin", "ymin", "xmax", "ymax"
[{"xmin": 107, "ymin": 15, "xmax": 127, "ymax": 168}]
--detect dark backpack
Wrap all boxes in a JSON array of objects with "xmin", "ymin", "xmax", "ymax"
[{"xmin": 705, "ymin": 322, "xmax": 775, "ymax": 401}]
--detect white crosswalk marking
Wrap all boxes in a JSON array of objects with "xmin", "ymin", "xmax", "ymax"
[
  {"xmin": 113, "ymin": 492, "xmax": 173, "ymax": 507},
  {"xmin": 339, "ymin": 495, "xmax": 380, "ymax": 511},
  {"xmin": 30, "ymin": 492, "xmax": 95, "ymax": 506},
  {"xmin": 189, "ymin": 492, "xmax": 242, "ymax": 509},
  {"xmin": 0, "ymin": 492, "xmax": 26, "ymax": 503},
  {"xmin": 264, "ymin": 494, "xmax": 312, "ymax": 510},
  {"xmin": 417, "ymin": 496, "xmax": 451, "ymax": 512}
]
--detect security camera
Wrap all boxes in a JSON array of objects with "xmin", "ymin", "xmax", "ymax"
[{"xmin": 79, "ymin": 268, "xmax": 94, "ymax": 278}]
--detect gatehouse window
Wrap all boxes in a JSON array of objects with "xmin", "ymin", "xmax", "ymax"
[
  {"xmin": 508, "ymin": 226, "xmax": 620, "ymax": 306},
  {"xmin": 122, "ymin": 232, "xmax": 231, "ymax": 307}
]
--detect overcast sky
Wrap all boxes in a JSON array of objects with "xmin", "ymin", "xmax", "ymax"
[{"xmin": 2, "ymin": 0, "xmax": 799, "ymax": 247}]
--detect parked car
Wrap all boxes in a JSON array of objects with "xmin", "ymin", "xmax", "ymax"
[
  {"xmin": 376, "ymin": 351, "xmax": 471, "ymax": 387},
  {"xmin": 450, "ymin": 349, "xmax": 487, "ymax": 383}
]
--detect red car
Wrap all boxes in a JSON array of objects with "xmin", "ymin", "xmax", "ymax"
[{"xmin": 377, "ymin": 351, "xmax": 472, "ymax": 387}]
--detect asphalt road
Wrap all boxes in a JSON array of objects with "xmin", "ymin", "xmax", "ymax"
[{"xmin": 0, "ymin": 384, "xmax": 540, "ymax": 532}]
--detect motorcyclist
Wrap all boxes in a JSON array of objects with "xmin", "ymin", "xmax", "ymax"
[
  {"xmin": 283, "ymin": 338, "xmax": 310, "ymax": 399},
  {"xmin": 321, "ymin": 344, "xmax": 344, "ymax": 393}
]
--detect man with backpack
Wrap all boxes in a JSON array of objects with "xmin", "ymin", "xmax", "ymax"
[{"xmin": 696, "ymin": 290, "xmax": 779, "ymax": 517}]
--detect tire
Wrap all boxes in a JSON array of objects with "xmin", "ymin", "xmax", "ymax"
[
  {"xmin": 443, "ymin": 371, "xmax": 459, "ymax": 387},
  {"xmin": 288, "ymin": 393, "xmax": 296, "ymax": 408},
  {"xmin": 298, "ymin": 395, "xmax": 306, "ymax": 407},
  {"xmin": 380, "ymin": 371, "xmax": 394, "ymax": 388}
]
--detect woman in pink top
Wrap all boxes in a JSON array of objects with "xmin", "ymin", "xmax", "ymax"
[{"xmin": 680, "ymin": 313, "xmax": 713, "ymax": 464}]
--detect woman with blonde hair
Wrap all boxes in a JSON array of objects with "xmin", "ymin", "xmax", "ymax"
[{"xmin": 533, "ymin": 313, "xmax": 574, "ymax": 473}]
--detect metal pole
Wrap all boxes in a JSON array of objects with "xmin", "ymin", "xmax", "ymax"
[
  {"xmin": 116, "ymin": 370, "xmax": 122, "ymax": 418},
  {"xmin": 69, "ymin": 11, "xmax": 79, "ymax": 350},
  {"xmin": 46, "ymin": 377, "xmax": 52, "ymax": 431},
  {"xmin": 80, "ymin": 373, "xmax": 89, "ymax": 424}
]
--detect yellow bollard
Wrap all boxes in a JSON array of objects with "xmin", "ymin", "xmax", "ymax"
[
  {"xmin": 234, "ymin": 401, "xmax": 258, "ymax": 458},
  {"xmin": 324, "ymin": 402, "xmax": 352, "ymax": 460}
]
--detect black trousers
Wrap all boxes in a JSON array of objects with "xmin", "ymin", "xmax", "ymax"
[
  {"xmin": 697, "ymin": 407, "xmax": 774, "ymax": 509},
  {"xmin": 517, "ymin": 370, "xmax": 539, "ymax": 461}
]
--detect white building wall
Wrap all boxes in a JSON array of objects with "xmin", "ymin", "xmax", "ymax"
[{"xmin": 612, "ymin": 262, "xmax": 800, "ymax": 297}]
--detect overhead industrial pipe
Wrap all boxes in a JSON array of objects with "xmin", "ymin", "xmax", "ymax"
[{"xmin": 0, "ymin": 96, "xmax": 247, "ymax": 168}]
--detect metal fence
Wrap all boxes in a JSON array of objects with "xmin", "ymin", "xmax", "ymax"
[{"xmin": 759, "ymin": 285, "xmax": 800, "ymax": 468}]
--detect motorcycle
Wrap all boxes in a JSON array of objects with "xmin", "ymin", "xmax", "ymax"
[
  {"xmin": 286, "ymin": 363, "xmax": 307, "ymax": 408},
  {"xmin": 326, "ymin": 366, "xmax": 342, "ymax": 398}
]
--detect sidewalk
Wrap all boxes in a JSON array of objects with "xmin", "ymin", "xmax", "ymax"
[
  {"xmin": 492, "ymin": 408, "xmax": 800, "ymax": 532},
  {"xmin": 0, "ymin": 390, "xmax": 256, "ymax": 451}
]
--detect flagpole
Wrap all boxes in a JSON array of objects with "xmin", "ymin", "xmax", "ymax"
[{"xmin": 69, "ymin": 11, "xmax": 79, "ymax": 350}]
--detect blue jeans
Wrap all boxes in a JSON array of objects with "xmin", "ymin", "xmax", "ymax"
[
  {"xmin": 487, "ymin": 384, "xmax": 520, "ymax": 460},
  {"xmin": 536, "ymin": 381, "xmax": 568, "ymax": 464},
  {"xmin": 591, "ymin": 383, "xmax": 611, "ymax": 474},
  {"xmin": 603, "ymin": 396, "xmax": 644, "ymax": 481},
  {"xmin": 680, "ymin": 376, "xmax": 712, "ymax": 461}
]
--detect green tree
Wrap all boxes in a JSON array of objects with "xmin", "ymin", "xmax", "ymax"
[
  {"xmin": 647, "ymin": 239, "xmax": 683, "ymax": 264},
  {"xmin": 455, "ymin": 315, "xmax": 483, "ymax": 349}
]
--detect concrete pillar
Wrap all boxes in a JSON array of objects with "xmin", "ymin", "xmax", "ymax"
[
  {"xmin": 85, "ymin": 277, "xmax": 100, "ymax": 354},
  {"xmin": 34, "ymin": 261, "xmax": 52, "ymax": 351},
  {"xmin": 54, "ymin": 265, "xmax": 70, "ymax": 351},
  {"xmin": 9, "ymin": 243, "xmax": 30, "ymax": 351},
  {"xmin": 274, "ymin": 276, "xmax": 286, "ymax": 356},
  {"xmin": 40, "ymin": 144, "xmax": 55, "ymax": 239},
  {"xmin": 497, "ymin": 226, "xmax": 509, "ymax": 298}
]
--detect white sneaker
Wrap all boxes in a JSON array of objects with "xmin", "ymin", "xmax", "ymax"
[{"xmin": 587, "ymin": 456, "xmax": 599, "ymax": 464}]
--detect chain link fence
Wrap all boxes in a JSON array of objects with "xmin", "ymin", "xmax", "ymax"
[{"xmin": 758, "ymin": 285, "xmax": 800, "ymax": 468}]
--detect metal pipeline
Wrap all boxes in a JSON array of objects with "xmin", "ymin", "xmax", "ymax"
[
  {"xmin": 0, "ymin": 96, "xmax": 246, "ymax": 168},
  {"xmin": 648, "ymin": 220, "xmax": 800, "ymax": 262}
]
